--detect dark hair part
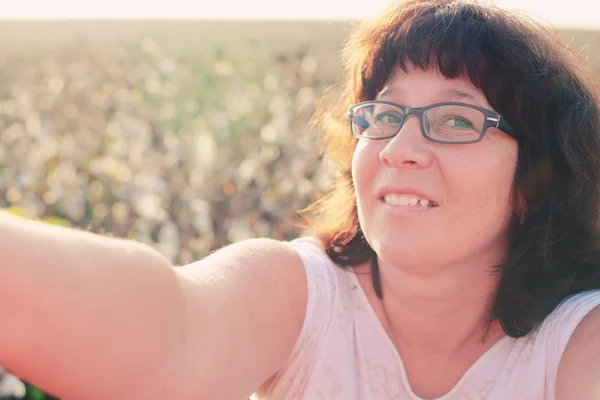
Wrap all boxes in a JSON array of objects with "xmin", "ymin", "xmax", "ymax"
[{"xmin": 298, "ymin": 0, "xmax": 600, "ymax": 337}]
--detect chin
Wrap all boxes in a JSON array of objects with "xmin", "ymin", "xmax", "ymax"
[{"xmin": 368, "ymin": 236, "xmax": 435, "ymax": 266}]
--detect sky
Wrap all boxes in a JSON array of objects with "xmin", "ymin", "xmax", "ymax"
[{"xmin": 2, "ymin": 0, "xmax": 599, "ymax": 28}]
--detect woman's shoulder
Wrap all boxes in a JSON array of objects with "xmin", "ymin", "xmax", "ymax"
[
  {"xmin": 492, "ymin": 291, "xmax": 600, "ymax": 398},
  {"xmin": 282, "ymin": 236, "xmax": 359, "ymax": 330},
  {"xmin": 531, "ymin": 290, "xmax": 600, "ymax": 375},
  {"xmin": 285, "ymin": 236, "xmax": 328, "ymax": 257},
  {"xmin": 554, "ymin": 297, "xmax": 600, "ymax": 399},
  {"xmin": 507, "ymin": 290, "xmax": 600, "ymax": 367},
  {"xmin": 284, "ymin": 236, "xmax": 355, "ymax": 288},
  {"xmin": 259, "ymin": 238, "xmax": 364, "ymax": 399},
  {"xmin": 540, "ymin": 290, "xmax": 600, "ymax": 337},
  {"xmin": 285, "ymin": 236, "xmax": 341, "ymax": 274},
  {"xmin": 532, "ymin": 290, "xmax": 600, "ymax": 349},
  {"xmin": 542, "ymin": 290, "xmax": 600, "ymax": 398}
]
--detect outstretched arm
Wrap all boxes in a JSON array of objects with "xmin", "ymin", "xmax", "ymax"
[
  {"xmin": 0, "ymin": 210, "xmax": 183, "ymax": 398},
  {"xmin": 0, "ymin": 210, "xmax": 307, "ymax": 399}
]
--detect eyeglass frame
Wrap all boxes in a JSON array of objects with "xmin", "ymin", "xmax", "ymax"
[{"xmin": 346, "ymin": 100, "xmax": 518, "ymax": 144}]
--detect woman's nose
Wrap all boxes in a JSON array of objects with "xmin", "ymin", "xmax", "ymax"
[{"xmin": 379, "ymin": 114, "xmax": 434, "ymax": 169}]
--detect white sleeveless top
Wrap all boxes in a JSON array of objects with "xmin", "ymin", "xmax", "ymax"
[{"xmin": 261, "ymin": 237, "xmax": 600, "ymax": 400}]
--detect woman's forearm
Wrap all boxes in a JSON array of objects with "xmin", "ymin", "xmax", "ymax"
[{"xmin": 0, "ymin": 210, "xmax": 185, "ymax": 399}]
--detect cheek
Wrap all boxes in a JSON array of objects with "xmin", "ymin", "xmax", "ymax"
[
  {"xmin": 449, "ymin": 146, "xmax": 518, "ymax": 224},
  {"xmin": 351, "ymin": 141, "xmax": 377, "ymax": 196},
  {"xmin": 352, "ymin": 141, "xmax": 382, "ymax": 233}
]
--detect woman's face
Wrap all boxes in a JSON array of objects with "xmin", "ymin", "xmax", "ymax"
[{"xmin": 352, "ymin": 67, "xmax": 518, "ymax": 271}]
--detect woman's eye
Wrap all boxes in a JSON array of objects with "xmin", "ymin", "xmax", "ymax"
[
  {"xmin": 438, "ymin": 114, "xmax": 474, "ymax": 129},
  {"xmin": 374, "ymin": 112, "xmax": 402, "ymax": 124}
]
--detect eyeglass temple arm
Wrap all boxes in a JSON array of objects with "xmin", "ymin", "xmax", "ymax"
[{"xmin": 488, "ymin": 116, "xmax": 517, "ymax": 139}]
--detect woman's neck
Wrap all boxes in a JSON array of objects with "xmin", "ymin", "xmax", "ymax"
[{"xmin": 358, "ymin": 256, "xmax": 505, "ymax": 356}]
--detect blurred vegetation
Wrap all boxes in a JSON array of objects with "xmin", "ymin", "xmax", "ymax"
[{"xmin": 0, "ymin": 35, "xmax": 337, "ymax": 399}]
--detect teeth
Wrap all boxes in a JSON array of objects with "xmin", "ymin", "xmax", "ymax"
[
  {"xmin": 383, "ymin": 194, "xmax": 434, "ymax": 207},
  {"xmin": 386, "ymin": 194, "xmax": 399, "ymax": 205}
]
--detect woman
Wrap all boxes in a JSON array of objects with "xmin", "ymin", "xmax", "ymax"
[{"xmin": 2, "ymin": 0, "xmax": 600, "ymax": 399}]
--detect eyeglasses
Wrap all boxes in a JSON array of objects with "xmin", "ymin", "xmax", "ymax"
[{"xmin": 347, "ymin": 101, "xmax": 517, "ymax": 144}]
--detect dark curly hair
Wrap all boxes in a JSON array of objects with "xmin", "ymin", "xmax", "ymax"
[{"xmin": 298, "ymin": 0, "xmax": 600, "ymax": 338}]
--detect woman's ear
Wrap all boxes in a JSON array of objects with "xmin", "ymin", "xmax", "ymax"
[{"xmin": 515, "ymin": 190, "xmax": 527, "ymax": 225}]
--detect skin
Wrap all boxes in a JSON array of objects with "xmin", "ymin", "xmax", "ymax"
[{"xmin": 351, "ymin": 66, "xmax": 519, "ymax": 397}]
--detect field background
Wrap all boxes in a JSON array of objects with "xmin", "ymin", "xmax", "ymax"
[
  {"xmin": 2, "ymin": 20, "xmax": 599, "ymax": 79},
  {"xmin": 0, "ymin": 20, "xmax": 598, "ymax": 399}
]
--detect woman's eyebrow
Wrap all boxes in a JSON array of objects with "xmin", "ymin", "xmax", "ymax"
[
  {"xmin": 376, "ymin": 86, "xmax": 401, "ymax": 100},
  {"xmin": 436, "ymin": 88, "xmax": 479, "ymax": 103}
]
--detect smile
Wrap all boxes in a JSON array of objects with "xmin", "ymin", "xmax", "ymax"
[{"xmin": 383, "ymin": 194, "xmax": 439, "ymax": 208}]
